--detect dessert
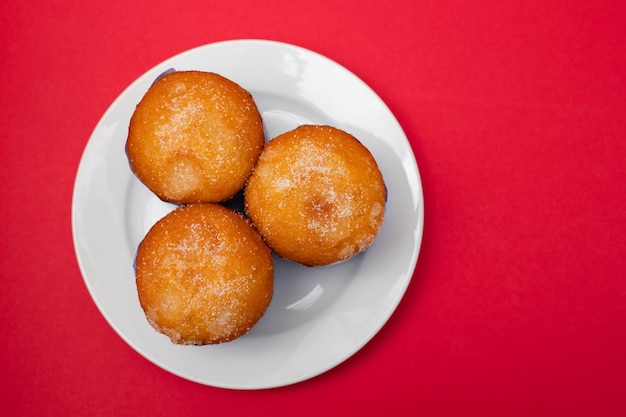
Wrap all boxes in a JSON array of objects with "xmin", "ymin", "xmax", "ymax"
[
  {"xmin": 126, "ymin": 70, "xmax": 264, "ymax": 204},
  {"xmin": 135, "ymin": 203, "xmax": 274, "ymax": 345},
  {"xmin": 245, "ymin": 125, "xmax": 386, "ymax": 266}
]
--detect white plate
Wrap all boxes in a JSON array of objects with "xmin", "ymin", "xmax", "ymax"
[{"xmin": 72, "ymin": 39, "xmax": 424, "ymax": 389}]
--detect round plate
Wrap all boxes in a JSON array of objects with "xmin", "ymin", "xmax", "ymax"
[{"xmin": 71, "ymin": 39, "xmax": 424, "ymax": 389}]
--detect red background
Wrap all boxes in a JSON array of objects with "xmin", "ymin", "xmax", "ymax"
[{"xmin": 2, "ymin": 1, "xmax": 625, "ymax": 416}]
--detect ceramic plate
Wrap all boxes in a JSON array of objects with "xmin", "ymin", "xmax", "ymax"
[{"xmin": 72, "ymin": 39, "xmax": 424, "ymax": 389}]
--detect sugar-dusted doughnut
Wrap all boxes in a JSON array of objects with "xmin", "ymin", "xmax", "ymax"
[
  {"xmin": 126, "ymin": 70, "xmax": 264, "ymax": 203},
  {"xmin": 245, "ymin": 125, "xmax": 386, "ymax": 266},
  {"xmin": 135, "ymin": 203, "xmax": 274, "ymax": 345}
]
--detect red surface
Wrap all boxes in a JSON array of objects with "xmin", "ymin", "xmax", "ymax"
[{"xmin": 2, "ymin": 1, "xmax": 625, "ymax": 415}]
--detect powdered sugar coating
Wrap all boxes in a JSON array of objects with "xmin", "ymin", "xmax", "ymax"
[
  {"xmin": 245, "ymin": 125, "xmax": 386, "ymax": 266},
  {"xmin": 135, "ymin": 203, "xmax": 274, "ymax": 345},
  {"xmin": 126, "ymin": 71, "xmax": 265, "ymax": 203}
]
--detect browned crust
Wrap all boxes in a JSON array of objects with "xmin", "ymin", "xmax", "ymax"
[
  {"xmin": 126, "ymin": 71, "xmax": 264, "ymax": 203},
  {"xmin": 135, "ymin": 203, "xmax": 274, "ymax": 345},
  {"xmin": 245, "ymin": 125, "xmax": 386, "ymax": 266}
]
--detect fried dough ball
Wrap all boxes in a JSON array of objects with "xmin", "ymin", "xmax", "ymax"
[
  {"xmin": 126, "ymin": 70, "xmax": 264, "ymax": 203},
  {"xmin": 135, "ymin": 203, "xmax": 274, "ymax": 345},
  {"xmin": 245, "ymin": 125, "xmax": 386, "ymax": 266}
]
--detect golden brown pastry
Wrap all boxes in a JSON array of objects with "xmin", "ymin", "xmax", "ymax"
[
  {"xmin": 245, "ymin": 125, "xmax": 386, "ymax": 266},
  {"xmin": 126, "ymin": 70, "xmax": 264, "ymax": 204},
  {"xmin": 135, "ymin": 203, "xmax": 274, "ymax": 345}
]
